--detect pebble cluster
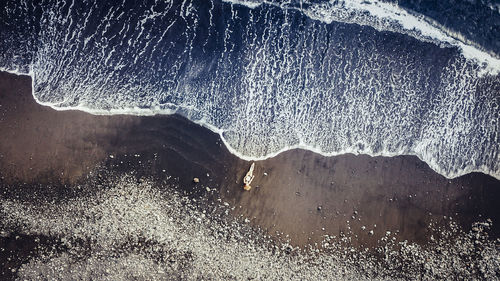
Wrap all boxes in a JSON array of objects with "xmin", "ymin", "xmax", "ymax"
[{"xmin": 1, "ymin": 172, "xmax": 498, "ymax": 280}]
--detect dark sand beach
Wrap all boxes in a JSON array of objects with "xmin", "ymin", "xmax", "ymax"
[{"xmin": 1, "ymin": 70, "xmax": 499, "ymax": 279}]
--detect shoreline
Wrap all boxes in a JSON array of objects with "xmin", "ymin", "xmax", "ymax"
[
  {"xmin": 1, "ymin": 70, "xmax": 499, "ymax": 242},
  {"xmin": 1, "ymin": 69, "xmax": 500, "ymax": 278},
  {"xmin": 1, "ymin": 69, "xmax": 497, "ymax": 181}
]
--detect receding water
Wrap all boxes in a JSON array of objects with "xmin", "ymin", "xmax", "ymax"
[{"xmin": 0, "ymin": 0, "xmax": 499, "ymax": 179}]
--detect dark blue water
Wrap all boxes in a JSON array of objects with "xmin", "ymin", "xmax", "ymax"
[{"xmin": 0, "ymin": 0, "xmax": 499, "ymax": 179}]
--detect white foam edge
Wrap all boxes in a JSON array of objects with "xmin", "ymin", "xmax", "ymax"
[
  {"xmin": 222, "ymin": 0, "xmax": 263, "ymax": 9},
  {"xmin": 218, "ymin": 134, "xmax": 500, "ymax": 181},
  {"xmin": 224, "ymin": 0, "xmax": 500, "ymax": 76},
  {"xmin": 1, "ymin": 68, "xmax": 498, "ymax": 181},
  {"xmin": 341, "ymin": 0, "xmax": 500, "ymax": 76}
]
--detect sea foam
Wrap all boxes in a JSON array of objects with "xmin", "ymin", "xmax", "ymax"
[
  {"xmin": 9, "ymin": 67, "xmax": 498, "ymax": 181},
  {"xmin": 224, "ymin": 0, "xmax": 500, "ymax": 76},
  {"xmin": 0, "ymin": 0, "xmax": 499, "ymax": 180}
]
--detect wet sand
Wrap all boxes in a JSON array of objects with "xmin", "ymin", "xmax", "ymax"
[
  {"xmin": 1, "ymin": 70, "xmax": 499, "ymax": 277},
  {"xmin": 224, "ymin": 151, "xmax": 500, "ymax": 247}
]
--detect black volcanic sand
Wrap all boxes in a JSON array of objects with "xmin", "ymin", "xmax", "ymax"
[{"xmin": 1, "ymin": 71, "xmax": 499, "ymax": 275}]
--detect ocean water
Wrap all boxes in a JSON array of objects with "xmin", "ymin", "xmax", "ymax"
[{"xmin": 0, "ymin": 0, "xmax": 499, "ymax": 179}]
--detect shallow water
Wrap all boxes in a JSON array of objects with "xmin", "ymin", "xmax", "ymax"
[{"xmin": 1, "ymin": 0, "xmax": 499, "ymax": 178}]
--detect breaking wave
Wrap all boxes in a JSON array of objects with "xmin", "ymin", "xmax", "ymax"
[{"xmin": 0, "ymin": 0, "xmax": 499, "ymax": 179}]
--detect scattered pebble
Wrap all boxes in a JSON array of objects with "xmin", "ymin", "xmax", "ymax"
[{"xmin": 0, "ymin": 172, "xmax": 496, "ymax": 280}]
